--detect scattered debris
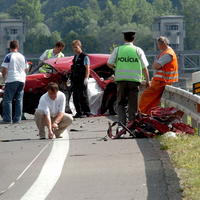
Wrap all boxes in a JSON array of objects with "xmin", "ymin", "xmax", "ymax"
[
  {"xmin": 70, "ymin": 129, "xmax": 79, "ymax": 132},
  {"xmin": 107, "ymin": 107, "xmax": 195, "ymax": 139}
]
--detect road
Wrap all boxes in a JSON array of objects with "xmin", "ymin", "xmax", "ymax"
[{"xmin": 0, "ymin": 115, "xmax": 181, "ymax": 200}]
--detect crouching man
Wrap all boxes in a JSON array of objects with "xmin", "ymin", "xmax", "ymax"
[{"xmin": 34, "ymin": 82, "xmax": 73, "ymax": 139}]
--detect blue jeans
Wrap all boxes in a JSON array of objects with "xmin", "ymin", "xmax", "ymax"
[{"xmin": 3, "ymin": 81, "xmax": 25, "ymax": 123}]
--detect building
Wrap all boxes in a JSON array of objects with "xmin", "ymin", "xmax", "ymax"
[
  {"xmin": 0, "ymin": 18, "xmax": 25, "ymax": 57},
  {"xmin": 152, "ymin": 15, "xmax": 185, "ymax": 51}
]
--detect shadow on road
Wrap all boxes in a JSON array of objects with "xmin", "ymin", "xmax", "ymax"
[
  {"xmin": 136, "ymin": 139, "xmax": 182, "ymax": 200},
  {"xmin": 105, "ymin": 115, "xmax": 182, "ymax": 200}
]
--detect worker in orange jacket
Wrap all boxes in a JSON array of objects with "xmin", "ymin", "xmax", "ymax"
[{"xmin": 139, "ymin": 36, "xmax": 178, "ymax": 114}]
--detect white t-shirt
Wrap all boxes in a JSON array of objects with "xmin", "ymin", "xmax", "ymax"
[
  {"xmin": 37, "ymin": 91, "xmax": 66, "ymax": 117},
  {"xmin": 156, "ymin": 54, "xmax": 172, "ymax": 66},
  {"xmin": 1, "ymin": 52, "xmax": 28, "ymax": 83},
  {"xmin": 107, "ymin": 42, "xmax": 149, "ymax": 68}
]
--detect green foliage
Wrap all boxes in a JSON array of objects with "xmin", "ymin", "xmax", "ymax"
[
  {"xmin": 99, "ymin": 0, "xmax": 118, "ymax": 26},
  {"xmin": 24, "ymin": 33, "xmax": 55, "ymax": 54},
  {"xmin": 1, "ymin": 0, "xmax": 199, "ymax": 54},
  {"xmin": 51, "ymin": 31, "xmax": 62, "ymax": 42},
  {"xmin": 117, "ymin": 0, "xmax": 137, "ymax": 24},
  {"xmin": 133, "ymin": 0, "xmax": 155, "ymax": 25},
  {"xmin": 134, "ymin": 24, "xmax": 154, "ymax": 51},
  {"xmin": 53, "ymin": 6, "xmax": 90, "ymax": 35},
  {"xmin": 8, "ymin": 0, "xmax": 44, "ymax": 28},
  {"xmin": 0, "ymin": 12, "xmax": 11, "ymax": 19},
  {"xmin": 159, "ymin": 134, "xmax": 200, "ymax": 200},
  {"xmin": 180, "ymin": 0, "xmax": 200, "ymax": 50},
  {"xmin": 29, "ymin": 22, "xmax": 51, "ymax": 38},
  {"xmin": 86, "ymin": 0, "xmax": 101, "ymax": 21},
  {"xmin": 152, "ymin": 0, "xmax": 175, "ymax": 16}
]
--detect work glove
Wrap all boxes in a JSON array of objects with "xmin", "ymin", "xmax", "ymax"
[{"xmin": 84, "ymin": 78, "xmax": 88, "ymax": 86}]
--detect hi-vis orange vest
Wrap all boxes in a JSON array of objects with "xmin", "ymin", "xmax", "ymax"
[{"xmin": 153, "ymin": 47, "xmax": 178, "ymax": 83}]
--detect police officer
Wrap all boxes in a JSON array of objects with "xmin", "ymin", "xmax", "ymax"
[
  {"xmin": 107, "ymin": 30, "xmax": 150, "ymax": 132},
  {"xmin": 39, "ymin": 41, "xmax": 65, "ymax": 73},
  {"xmin": 70, "ymin": 40, "xmax": 91, "ymax": 118}
]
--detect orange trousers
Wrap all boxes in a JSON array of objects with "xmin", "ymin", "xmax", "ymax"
[{"xmin": 139, "ymin": 79, "xmax": 169, "ymax": 114}]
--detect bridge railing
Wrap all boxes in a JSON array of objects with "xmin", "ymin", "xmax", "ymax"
[{"xmin": 161, "ymin": 85, "xmax": 200, "ymax": 135}]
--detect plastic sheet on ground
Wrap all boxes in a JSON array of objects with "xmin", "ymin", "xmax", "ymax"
[{"xmin": 70, "ymin": 78, "xmax": 104, "ymax": 115}]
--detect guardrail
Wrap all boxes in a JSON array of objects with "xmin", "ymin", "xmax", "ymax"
[{"xmin": 161, "ymin": 85, "xmax": 200, "ymax": 135}]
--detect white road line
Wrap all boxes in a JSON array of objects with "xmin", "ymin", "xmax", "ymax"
[
  {"xmin": 21, "ymin": 130, "xmax": 70, "ymax": 200},
  {"xmin": 0, "ymin": 143, "xmax": 50, "ymax": 196}
]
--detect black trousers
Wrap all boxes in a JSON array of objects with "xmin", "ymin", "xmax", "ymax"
[
  {"xmin": 72, "ymin": 83, "xmax": 90, "ymax": 115},
  {"xmin": 117, "ymin": 81, "xmax": 140, "ymax": 125}
]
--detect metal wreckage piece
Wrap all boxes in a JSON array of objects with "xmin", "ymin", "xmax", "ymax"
[{"xmin": 107, "ymin": 107, "xmax": 195, "ymax": 139}]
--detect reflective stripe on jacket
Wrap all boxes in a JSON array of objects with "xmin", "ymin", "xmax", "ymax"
[
  {"xmin": 39, "ymin": 49, "xmax": 64, "ymax": 73},
  {"xmin": 115, "ymin": 45, "xmax": 142, "ymax": 82},
  {"xmin": 46, "ymin": 49, "xmax": 64, "ymax": 59},
  {"xmin": 153, "ymin": 47, "xmax": 178, "ymax": 83}
]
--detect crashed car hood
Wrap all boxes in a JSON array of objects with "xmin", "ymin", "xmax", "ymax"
[{"xmin": 44, "ymin": 54, "xmax": 110, "ymax": 73}]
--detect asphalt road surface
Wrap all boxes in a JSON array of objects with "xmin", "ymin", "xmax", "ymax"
[{"xmin": 0, "ymin": 115, "xmax": 181, "ymax": 200}]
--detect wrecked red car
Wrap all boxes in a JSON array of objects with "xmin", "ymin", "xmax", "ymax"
[{"xmin": 0, "ymin": 54, "xmax": 117, "ymax": 116}]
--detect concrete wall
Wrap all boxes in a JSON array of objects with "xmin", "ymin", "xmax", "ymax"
[{"xmin": 0, "ymin": 19, "xmax": 25, "ymax": 57}]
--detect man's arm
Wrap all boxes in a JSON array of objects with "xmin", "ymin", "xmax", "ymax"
[
  {"xmin": 136, "ymin": 47, "xmax": 150, "ymax": 87},
  {"xmin": 85, "ymin": 64, "xmax": 90, "ymax": 79},
  {"xmin": 44, "ymin": 114, "xmax": 54, "ymax": 139},
  {"xmin": 152, "ymin": 61, "xmax": 162, "ymax": 70},
  {"xmin": 1, "ymin": 67, "xmax": 7, "ymax": 80},
  {"xmin": 107, "ymin": 63, "xmax": 115, "ymax": 69},
  {"xmin": 52, "ymin": 92, "xmax": 66, "ymax": 129},
  {"xmin": 107, "ymin": 47, "xmax": 118, "ymax": 69},
  {"xmin": 142, "ymin": 67, "xmax": 150, "ymax": 87},
  {"xmin": 83, "ymin": 56, "xmax": 90, "ymax": 85},
  {"xmin": 39, "ymin": 50, "xmax": 48, "ymax": 63},
  {"xmin": 52, "ymin": 112, "xmax": 64, "ymax": 129},
  {"xmin": 153, "ymin": 54, "xmax": 172, "ymax": 70},
  {"xmin": 84, "ymin": 56, "xmax": 90, "ymax": 79}
]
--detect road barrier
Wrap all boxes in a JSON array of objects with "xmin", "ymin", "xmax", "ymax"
[{"xmin": 161, "ymin": 85, "xmax": 200, "ymax": 135}]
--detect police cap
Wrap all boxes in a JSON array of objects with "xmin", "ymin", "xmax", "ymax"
[{"xmin": 122, "ymin": 30, "xmax": 136, "ymax": 36}]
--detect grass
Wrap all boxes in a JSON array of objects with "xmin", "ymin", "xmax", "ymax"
[{"xmin": 159, "ymin": 133, "xmax": 200, "ymax": 200}]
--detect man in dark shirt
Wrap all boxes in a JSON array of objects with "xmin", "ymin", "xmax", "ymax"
[{"xmin": 70, "ymin": 40, "xmax": 91, "ymax": 118}]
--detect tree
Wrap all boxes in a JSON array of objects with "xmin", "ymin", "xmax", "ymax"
[
  {"xmin": 9, "ymin": 0, "xmax": 44, "ymax": 29},
  {"xmin": 0, "ymin": 12, "xmax": 11, "ymax": 19},
  {"xmin": 99, "ymin": 0, "xmax": 118, "ymax": 26},
  {"xmin": 132, "ymin": 0, "xmax": 155, "ymax": 26},
  {"xmin": 51, "ymin": 31, "xmax": 62, "ymax": 42},
  {"xmin": 86, "ymin": 0, "xmax": 101, "ymax": 21},
  {"xmin": 134, "ymin": 24, "xmax": 154, "ymax": 51},
  {"xmin": 152, "ymin": 0, "xmax": 175, "ymax": 16},
  {"xmin": 180, "ymin": 0, "xmax": 200, "ymax": 50},
  {"xmin": 85, "ymin": 19, "xmax": 101, "ymax": 37},
  {"xmin": 53, "ymin": 6, "xmax": 90, "ymax": 36},
  {"xmin": 117, "ymin": 0, "xmax": 137, "ymax": 24},
  {"xmin": 63, "ymin": 30, "xmax": 79, "ymax": 54},
  {"xmin": 28, "ymin": 22, "xmax": 51, "ymax": 38}
]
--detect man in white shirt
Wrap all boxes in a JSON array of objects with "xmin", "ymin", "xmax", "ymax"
[
  {"xmin": 34, "ymin": 82, "xmax": 73, "ymax": 139},
  {"xmin": 0, "ymin": 40, "xmax": 29, "ymax": 124}
]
